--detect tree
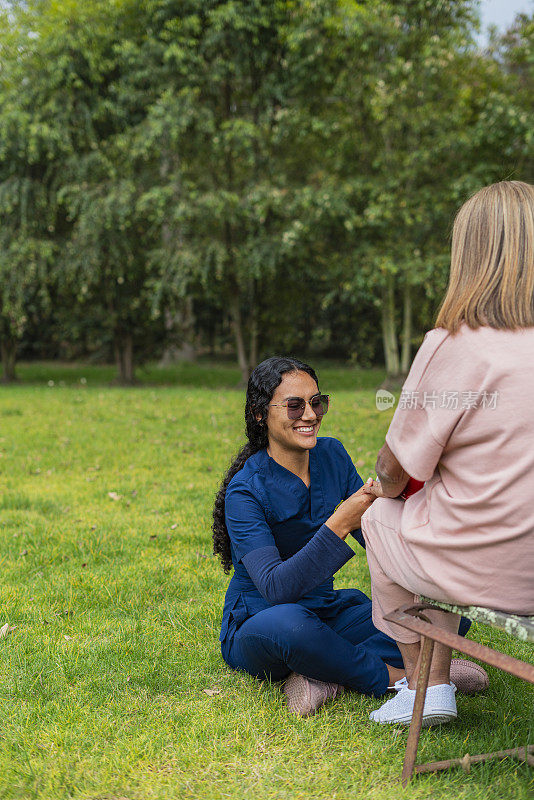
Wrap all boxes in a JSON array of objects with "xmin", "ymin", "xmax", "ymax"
[
  {"xmin": 133, "ymin": 1, "xmax": 376, "ymax": 381},
  {"xmin": 490, "ymin": 12, "xmax": 533, "ymax": 182},
  {"xmin": 1, "ymin": 0, "xmax": 164, "ymax": 383},
  {"xmin": 309, "ymin": 0, "xmax": 532, "ymax": 376},
  {"xmin": 0, "ymin": 6, "xmax": 61, "ymax": 380},
  {"xmin": 134, "ymin": 1, "xmax": 302, "ymax": 382}
]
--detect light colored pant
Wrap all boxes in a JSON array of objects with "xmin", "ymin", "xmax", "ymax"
[{"xmin": 361, "ymin": 498, "xmax": 460, "ymax": 644}]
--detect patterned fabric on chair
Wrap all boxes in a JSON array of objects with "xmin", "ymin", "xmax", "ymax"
[{"xmin": 419, "ymin": 597, "xmax": 534, "ymax": 643}]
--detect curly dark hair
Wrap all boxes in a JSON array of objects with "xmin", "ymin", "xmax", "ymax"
[{"xmin": 212, "ymin": 356, "xmax": 319, "ymax": 573}]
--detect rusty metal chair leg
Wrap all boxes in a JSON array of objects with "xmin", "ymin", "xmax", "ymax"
[
  {"xmin": 414, "ymin": 744, "xmax": 534, "ymax": 775},
  {"xmin": 385, "ymin": 603, "xmax": 534, "ymax": 782},
  {"xmin": 401, "ymin": 636, "xmax": 434, "ymax": 787}
]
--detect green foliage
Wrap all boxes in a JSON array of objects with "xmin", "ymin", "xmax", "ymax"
[{"xmin": 0, "ymin": 1, "xmax": 532, "ymax": 380}]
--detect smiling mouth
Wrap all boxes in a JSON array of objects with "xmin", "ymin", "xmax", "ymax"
[{"xmin": 293, "ymin": 425, "xmax": 317, "ymax": 435}]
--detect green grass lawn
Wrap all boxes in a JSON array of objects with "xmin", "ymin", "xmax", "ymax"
[{"xmin": 0, "ymin": 362, "xmax": 532, "ymax": 800}]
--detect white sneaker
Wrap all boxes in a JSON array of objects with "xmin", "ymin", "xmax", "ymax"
[
  {"xmin": 370, "ymin": 682, "xmax": 457, "ymax": 727},
  {"xmin": 388, "ymin": 661, "xmax": 488, "ymax": 695},
  {"xmin": 387, "ymin": 676, "xmax": 408, "ymax": 691},
  {"xmin": 390, "ymin": 676, "xmax": 458, "ymax": 692}
]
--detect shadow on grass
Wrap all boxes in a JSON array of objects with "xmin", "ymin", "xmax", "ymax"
[{"xmin": 8, "ymin": 360, "xmax": 388, "ymax": 392}]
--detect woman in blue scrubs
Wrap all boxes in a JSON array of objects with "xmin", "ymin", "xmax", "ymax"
[{"xmin": 212, "ymin": 356, "xmax": 470, "ymax": 715}]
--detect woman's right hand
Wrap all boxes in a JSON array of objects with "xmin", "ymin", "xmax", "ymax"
[{"xmin": 326, "ymin": 479, "xmax": 376, "ymax": 540}]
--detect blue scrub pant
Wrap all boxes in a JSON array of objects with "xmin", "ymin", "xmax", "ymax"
[{"xmin": 224, "ymin": 601, "xmax": 471, "ymax": 698}]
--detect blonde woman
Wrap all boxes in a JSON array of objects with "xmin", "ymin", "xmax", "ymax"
[{"xmin": 357, "ymin": 181, "xmax": 534, "ymax": 726}]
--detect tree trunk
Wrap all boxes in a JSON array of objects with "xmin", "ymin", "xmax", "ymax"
[
  {"xmin": 159, "ymin": 299, "xmax": 196, "ymax": 366},
  {"xmin": 158, "ymin": 140, "xmax": 195, "ymax": 366},
  {"xmin": 1, "ymin": 337, "xmax": 17, "ymax": 383},
  {"xmin": 381, "ymin": 273, "xmax": 400, "ymax": 377},
  {"xmin": 222, "ymin": 78, "xmax": 248, "ymax": 383},
  {"xmin": 249, "ymin": 312, "xmax": 258, "ymax": 369},
  {"xmin": 400, "ymin": 282, "xmax": 412, "ymax": 374},
  {"xmin": 114, "ymin": 332, "xmax": 135, "ymax": 384},
  {"xmin": 229, "ymin": 294, "xmax": 249, "ymax": 384},
  {"xmin": 248, "ymin": 280, "xmax": 258, "ymax": 368}
]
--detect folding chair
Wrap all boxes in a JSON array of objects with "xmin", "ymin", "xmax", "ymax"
[{"xmin": 384, "ymin": 598, "xmax": 534, "ymax": 786}]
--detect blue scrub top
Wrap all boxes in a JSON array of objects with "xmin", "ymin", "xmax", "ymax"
[{"xmin": 220, "ymin": 436, "xmax": 365, "ymax": 657}]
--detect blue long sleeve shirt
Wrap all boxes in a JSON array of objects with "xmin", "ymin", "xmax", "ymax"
[{"xmin": 241, "ymin": 523, "xmax": 354, "ymax": 605}]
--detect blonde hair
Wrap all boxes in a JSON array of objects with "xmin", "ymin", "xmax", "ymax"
[{"xmin": 436, "ymin": 180, "xmax": 534, "ymax": 333}]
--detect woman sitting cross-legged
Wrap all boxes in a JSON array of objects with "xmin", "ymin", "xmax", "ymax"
[
  {"xmin": 361, "ymin": 180, "xmax": 534, "ymax": 727},
  {"xmin": 212, "ymin": 356, "xmax": 482, "ymax": 715}
]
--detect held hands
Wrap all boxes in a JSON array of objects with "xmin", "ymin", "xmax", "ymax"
[
  {"xmin": 326, "ymin": 478, "xmax": 380, "ymax": 540},
  {"xmin": 362, "ymin": 477, "xmax": 386, "ymax": 498}
]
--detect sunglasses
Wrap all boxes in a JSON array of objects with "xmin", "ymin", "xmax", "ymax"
[{"xmin": 269, "ymin": 394, "xmax": 330, "ymax": 420}]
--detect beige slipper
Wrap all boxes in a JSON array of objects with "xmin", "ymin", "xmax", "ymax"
[
  {"xmin": 450, "ymin": 659, "xmax": 489, "ymax": 694},
  {"xmin": 283, "ymin": 672, "xmax": 344, "ymax": 716}
]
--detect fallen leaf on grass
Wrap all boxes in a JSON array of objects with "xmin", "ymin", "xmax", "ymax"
[
  {"xmin": 108, "ymin": 492, "xmax": 121, "ymax": 501},
  {"xmin": 203, "ymin": 688, "xmax": 221, "ymax": 696},
  {"xmin": 0, "ymin": 623, "xmax": 17, "ymax": 639}
]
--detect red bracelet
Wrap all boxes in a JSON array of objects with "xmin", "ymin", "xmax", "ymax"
[{"xmin": 400, "ymin": 477, "xmax": 424, "ymax": 500}]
